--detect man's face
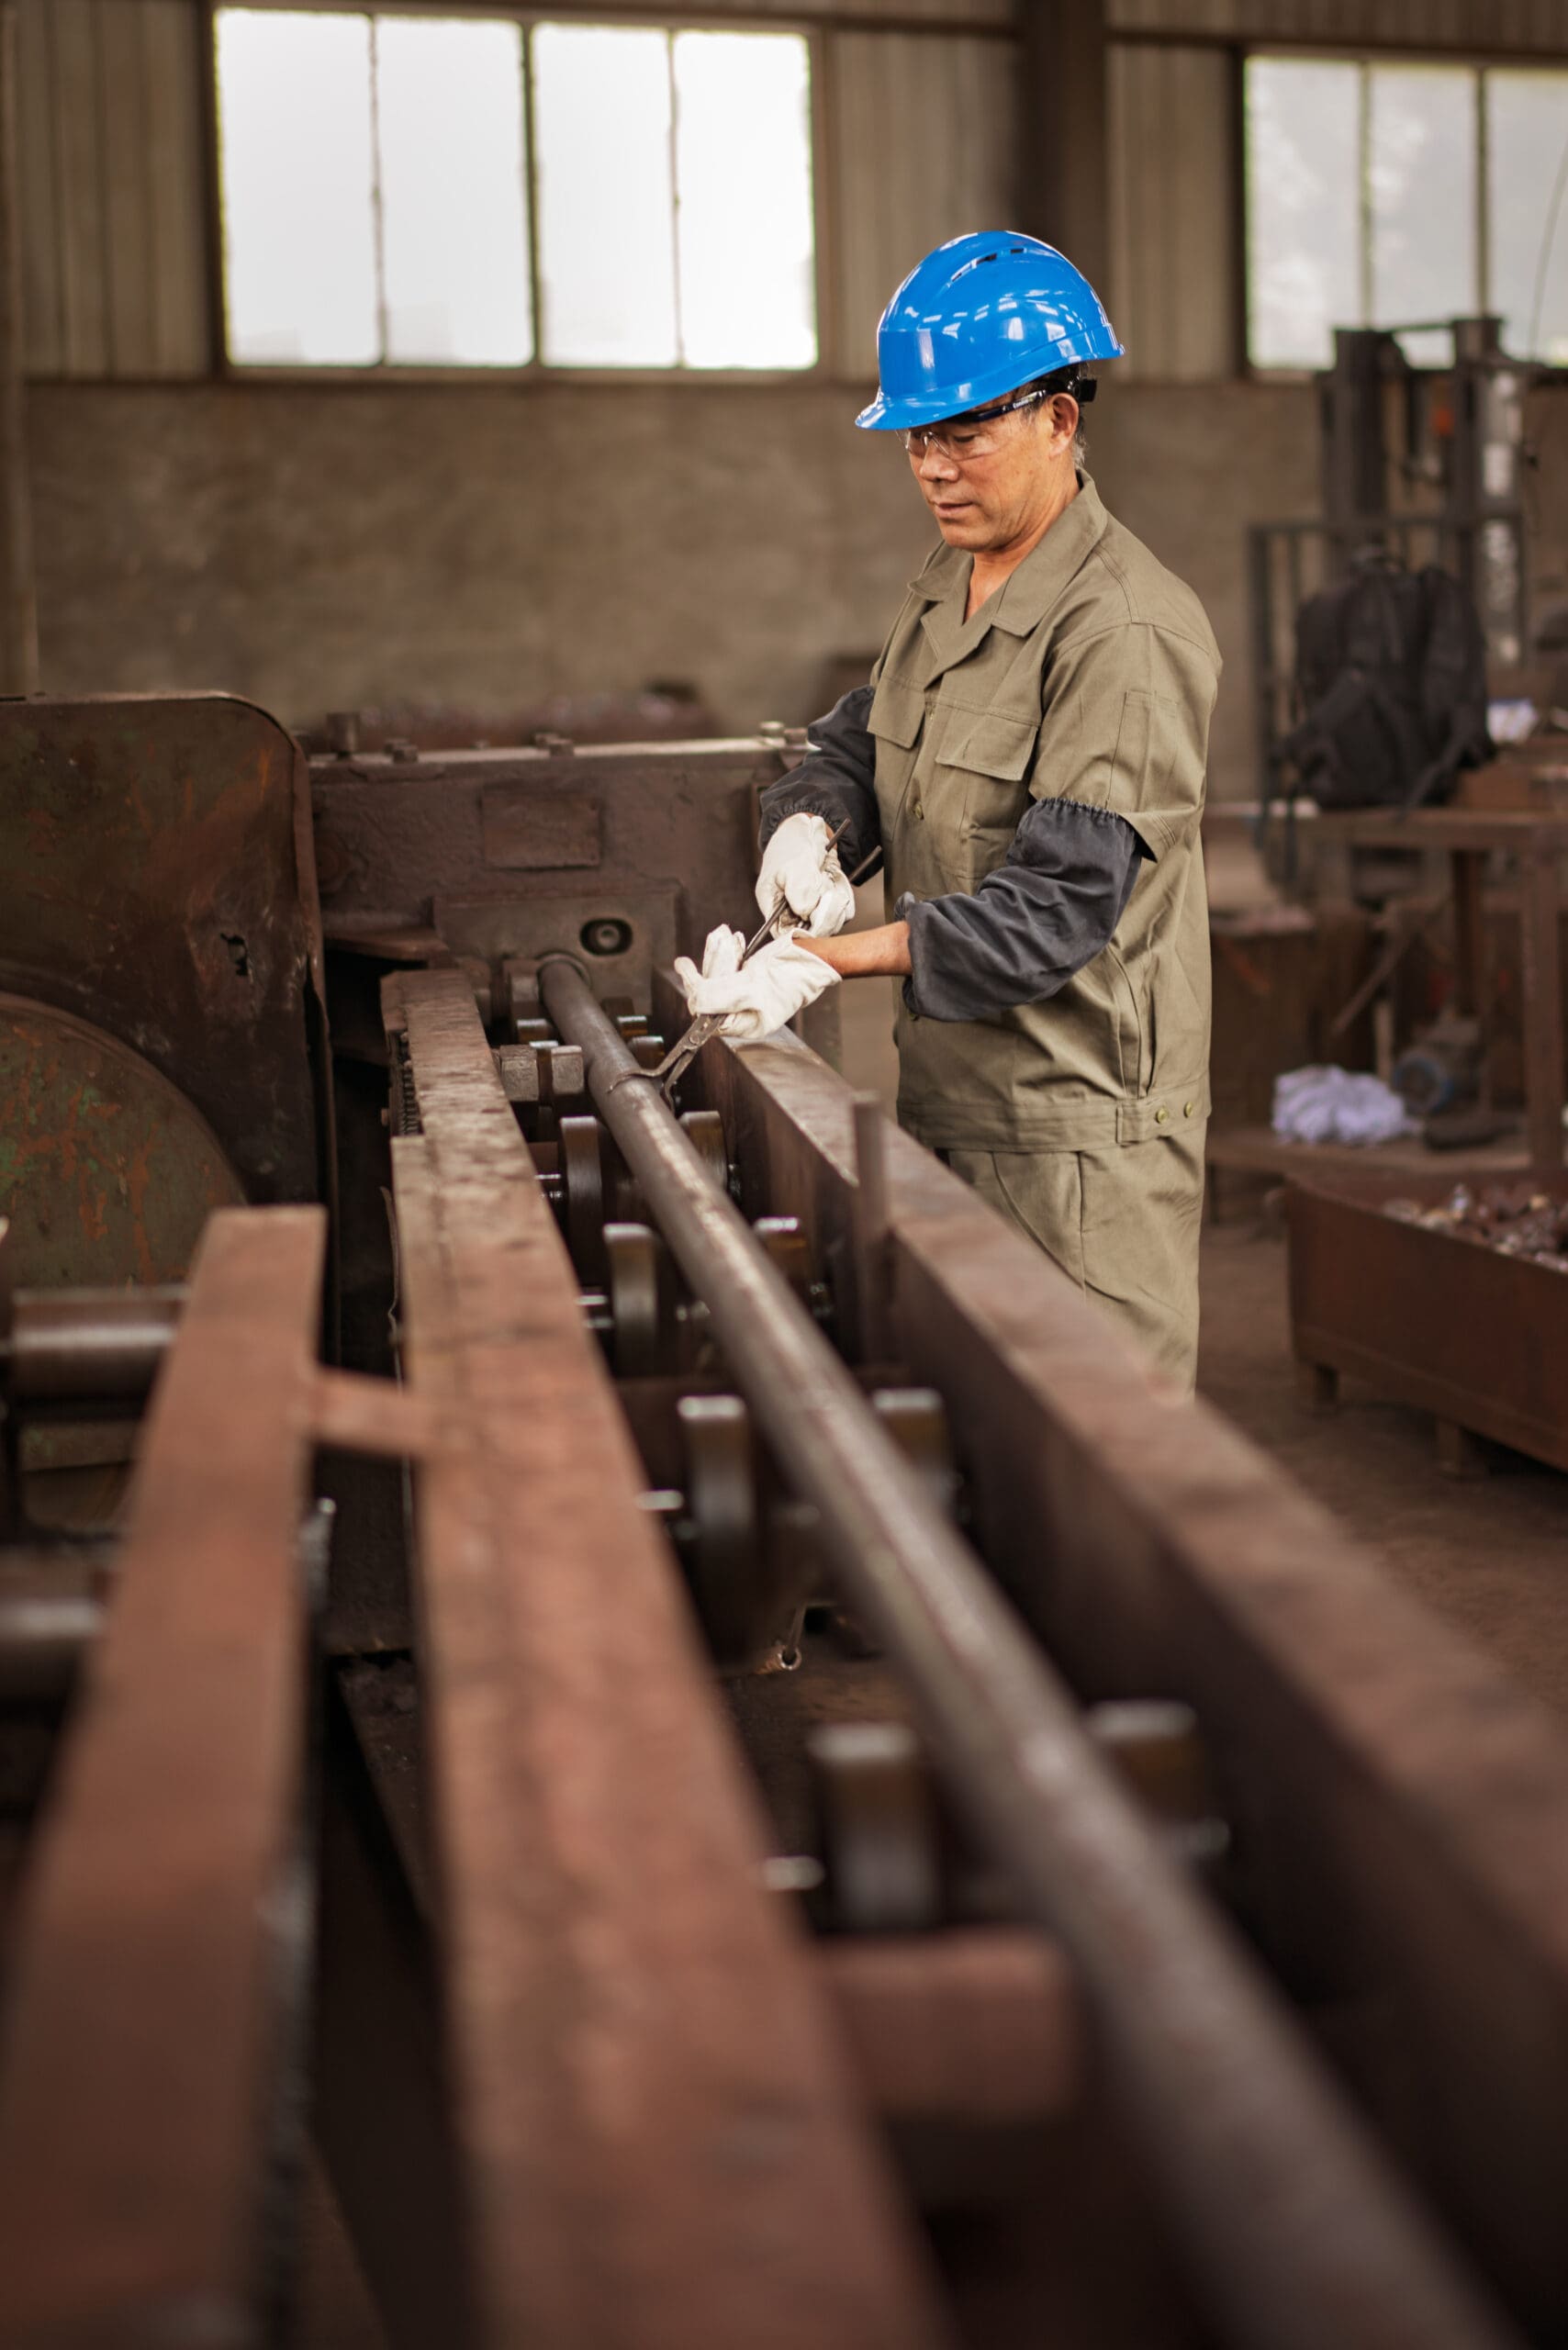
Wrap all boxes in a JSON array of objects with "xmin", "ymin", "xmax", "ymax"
[{"xmin": 907, "ymin": 394, "xmax": 1078, "ymax": 554}]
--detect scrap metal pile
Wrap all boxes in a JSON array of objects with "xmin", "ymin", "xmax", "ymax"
[
  {"xmin": 1384, "ymin": 1181, "xmax": 1568, "ymax": 1268},
  {"xmin": 4, "ymin": 699, "xmax": 1568, "ymax": 2348}
]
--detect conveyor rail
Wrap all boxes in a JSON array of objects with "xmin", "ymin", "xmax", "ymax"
[{"xmin": 539, "ymin": 952, "xmax": 1517, "ymax": 2350}]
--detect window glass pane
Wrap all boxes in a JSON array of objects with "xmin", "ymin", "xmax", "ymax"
[
  {"xmin": 533, "ymin": 26, "xmax": 678, "ymax": 366},
  {"xmin": 1487, "ymin": 71, "xmax": 1568, "ymax": 363},
  {"xmin": 376, "ymin": 18, "xmax": 532, "ymax": 365},
  {"xmin": 217, "ymin": 8, "xmax": 379, "ymax": 365},
  {"xmin": 1246, "ymin": 59, "xmax": 1361, "ymax": 370},
  {"xmin": 673, "ymin": 32, "xmax": 815, "ymax": 370},
  {"xmin": 1369, "ymin": 65, "xmax": 1477, "ymax": 365}
]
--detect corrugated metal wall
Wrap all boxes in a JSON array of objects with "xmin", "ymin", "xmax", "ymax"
[
  {"xmin": 828, "ymin": 31, "xmax": 1017, "ymax": 375},
  {"xmin": 1109, "ymin": 43, "xmax": 1238, "ymax": 378},
  {"xmin": 17, "ymin": 0, "xmax": 210, "ymax": 377},
  {"xmin": 1108, "ymin": 0, "xmax": 1568, "ymax": 52}
]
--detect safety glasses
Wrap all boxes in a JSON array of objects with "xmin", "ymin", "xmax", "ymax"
[{"xmin": 901, "ymin": 376, "xmax": 1092, "ymax": 463}]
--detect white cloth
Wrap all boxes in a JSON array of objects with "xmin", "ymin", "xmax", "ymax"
[
  {"xmin": 1271, "ymin": 1065, "xmax": 1417, "ymax": 1147},
  {"xmin": 675, "ymin": 925, "xmax": 840, "ymax": 1040},
  {"xmin": 756, "ymin": 812, "xmax": 856, "ymax": 938}
]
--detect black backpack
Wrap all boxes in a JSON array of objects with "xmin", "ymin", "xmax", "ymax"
[{"xmin": 1283, "ymin": 554, "xmax": 1492, "ymax": 811}]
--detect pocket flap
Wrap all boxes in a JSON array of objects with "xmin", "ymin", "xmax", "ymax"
[
  {"xmin": 935, "ymin": 710, "xmax": 1037, "ymax": 781},
  {"xmin": 868, "ymin": 678, "xmax": 925, "ymax": 750}
]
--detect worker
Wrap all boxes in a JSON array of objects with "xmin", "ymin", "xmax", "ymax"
[{"xmin": 676, "ymin": 232, "xmax": 1219, "ymax": 1388}]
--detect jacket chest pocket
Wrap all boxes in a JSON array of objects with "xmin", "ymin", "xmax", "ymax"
[
  {"xmin": 932, "ymin": 709, "xmax": 1037, "ymax": 890},
  {"xmin": 868, "ymin": 677, "xmax": 927, "ymax": 839}
]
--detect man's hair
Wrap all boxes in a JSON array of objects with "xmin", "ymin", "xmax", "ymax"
[{"xmin": 1025, "ymin": 364, "xmax": 1093, "ymax": 468}]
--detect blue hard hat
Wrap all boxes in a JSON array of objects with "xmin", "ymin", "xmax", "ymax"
[{"xmin": 857, "ymin": 231, "xmax": 1123, "ymax": 431}]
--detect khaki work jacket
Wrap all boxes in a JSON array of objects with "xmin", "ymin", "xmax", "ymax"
[{"xmin": 870, "ymin": 476, "xmax": 1220, "ymax": 1153}]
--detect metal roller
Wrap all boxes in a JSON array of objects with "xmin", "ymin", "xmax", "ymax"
[
  {"xmin": 603, "ymin": 1223, "xmax": 670, "ymax": 1381},
  {"xmin": 809, "ymin": 1720, "xmax": 943, "ymax": 1936},
  {"xmin": 556, "ymin": 1115, "xmax": 607, "ymax": 1285},
  {"xmin": 677, "ymin": 1393, "xmax": 761, "ymax": 1669}
]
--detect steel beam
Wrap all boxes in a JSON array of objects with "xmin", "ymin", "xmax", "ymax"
[
  {"xmin": 544, "ymin": 953, "xmax": 1518, "ymax": 2350},
  {"xmin": 0, "ymin": 1206, "xmax": 325, "ymax": 2342},
  {"xmin": 385, "ymin": 966, "xmax": 939, "ymax": 2350}
]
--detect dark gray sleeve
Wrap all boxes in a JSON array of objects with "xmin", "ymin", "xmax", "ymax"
[
  {"xmin": 900, "ymin": 799, "xmax": 1148, "ymax": 1024},
  {"xmin": 757, "ymin": 686, "xmax": 881, "ymax": 874}
]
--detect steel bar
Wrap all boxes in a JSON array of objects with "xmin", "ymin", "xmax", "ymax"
[
  {"xmin": 543, "ymin": 954, "xmax": 1519, "ymax": 2350},
  {"xmin": 0, "ymin": 1206, "xmax": 325, "ymax": 2340},
  {"xmin": 385, "ymin": 968, "xmax": 943, "ymax": 2350},
  {"xmin": 0, "ymin": 1588, "xmax": 102, "ymax": 1699},
  {"xmin": 0, "ymin": 1284, "xmax": 185, "ymax": 1399}
]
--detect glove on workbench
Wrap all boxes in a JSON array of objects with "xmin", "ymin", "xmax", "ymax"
[{"xmin": 674, "ymin": 925, "xmax": 840, "ymax": 1040}]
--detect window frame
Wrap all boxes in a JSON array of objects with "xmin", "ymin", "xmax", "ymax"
[
  {"xmin": 201, "ymin": 0, "xmax": 834, "ymax": 386},
  {"xmin": 1241, "ymin": 42, "xmax": 1568, "ymax": 379}
]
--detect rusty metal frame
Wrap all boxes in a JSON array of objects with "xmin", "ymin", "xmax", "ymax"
[
  {"xmin": 550, "ymin": 958, "xmax": 1516, "ymax": 2350},
  {"xmin": 683, "ymin": 1009, "xmax": 1568, "ymax": 2341},
  {"xmin": 383, "ymin": 965, "xmax": 939, "ymax": 2350},
  {"xmin": 0, "ymin": 694, "xmax": 333, "ymax": 1213},
  {"xmin": 0, "ymin": 1207, "xmax": 328, "ymax": 2340}
]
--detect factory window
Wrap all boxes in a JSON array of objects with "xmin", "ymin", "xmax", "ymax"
[
  {"xmin": 1245, "ymin": 57, "xmax": 1568, "ymax": 372},
  {"xmin": 214, "ymin": 9, "xmax": 817, "ymax": 374}
]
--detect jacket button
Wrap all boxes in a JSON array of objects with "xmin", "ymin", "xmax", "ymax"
[
  {"xmin": 913, "ymin": 801, "xmax": 925, "ymax": 820},
  {"xmin": 1155, "ymin": 1105, "xmax": 1170, "ymax": 1125},
  {"xmin": 1183, "ymin": 1100, "xmax": 1196, "ymax": 1117}
]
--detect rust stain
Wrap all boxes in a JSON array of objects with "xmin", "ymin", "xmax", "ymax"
[
  {"xmin": 2, "ymin": 1013, "xmax": 183, "ymax": 1281},
  {"xmin": 24, "ymin": 804, "xmax": 64, "ymax": 863}
]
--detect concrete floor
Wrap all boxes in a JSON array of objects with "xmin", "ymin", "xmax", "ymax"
[{"xmin": 1199, "ymin": 1214, "xmax": 1568, "ymax": 1718}]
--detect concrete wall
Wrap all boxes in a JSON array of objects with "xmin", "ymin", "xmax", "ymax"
[
  {"xmin": 26, "ymin": 375, "xmax": 1568, "ymax": 801},
  {"xmin": 27, "ymin": 375, "xmax": 1317, "ymax": 798}
]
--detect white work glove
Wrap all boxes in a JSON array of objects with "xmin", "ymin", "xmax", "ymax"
[
  {"xmin": 756, "ymin": 812, "xmax": 856, "ymax": 939},
  {"xmin": 674, "ymin": 926, "xmax": 840, "ymax": 1041}
]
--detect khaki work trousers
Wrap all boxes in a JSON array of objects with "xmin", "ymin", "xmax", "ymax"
[{"xmin": 941, "ymin": 1126, "xmax": 1207, "ymax": 1391}]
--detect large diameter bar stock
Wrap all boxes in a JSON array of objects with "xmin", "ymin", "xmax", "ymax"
[{"xmin": 539, "ymin": 955, "xmax": 1519, "ymax": 2350}]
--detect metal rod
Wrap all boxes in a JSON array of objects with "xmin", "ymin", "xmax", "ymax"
[
  {"xmin": 1, "ymin": 1286, "xmax": 185, "ymax": 1400},
  {"xmin": 540, "ymin": 953, "xmax": 1518, "ymax": 2350},
  {"xmin": 0, "ymin": 1592, "xmax": 102, "ymax": 1701}
]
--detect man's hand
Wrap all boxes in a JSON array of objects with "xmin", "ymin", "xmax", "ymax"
[
  {"xmin": 674, "ymin": 927, "xmax": 842, "ymax": 1040},
  {"xmin": 756, "ymin": 812, "xmax": 857, "ymax": 938}
]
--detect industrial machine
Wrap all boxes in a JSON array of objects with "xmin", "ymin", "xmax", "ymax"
[
  {"xmin": 4, "ymin": 697, "xmax": 1568, "ymax": 2348},
  {"xmin": 1249, "ymin": 313, "xmax": 1534, "ymax": 814}
]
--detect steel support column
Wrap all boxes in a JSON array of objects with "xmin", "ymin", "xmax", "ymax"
[{"xmin": 1015, "ymin": 0, "xmax": 1109, "ymax": 304}]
